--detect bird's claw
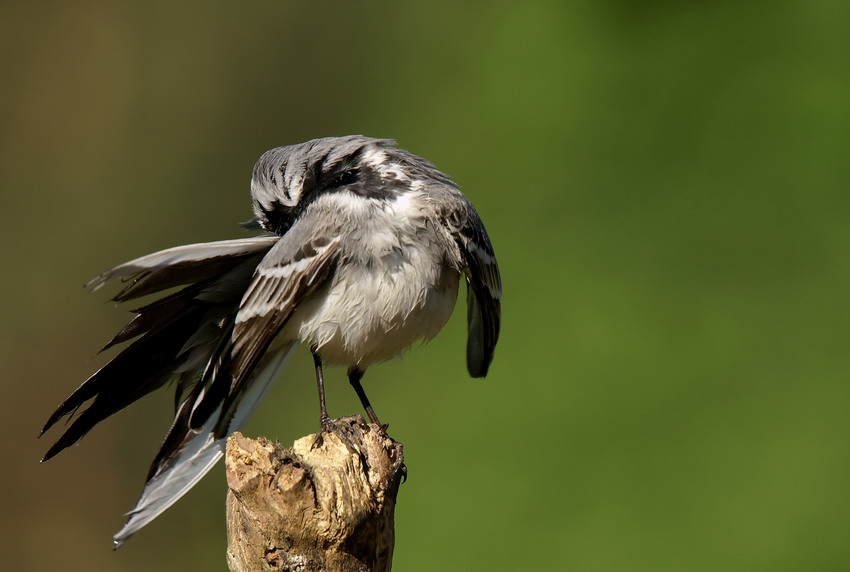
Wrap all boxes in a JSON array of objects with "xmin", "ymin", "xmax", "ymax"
[{"xmin": 312, "ymin": 415, "xmax": 359, "ymax": 452}]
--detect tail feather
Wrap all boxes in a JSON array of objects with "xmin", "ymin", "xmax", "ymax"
[{"xmin": 113, "ymin": 343, "xmax": 295, "ymax": 548}]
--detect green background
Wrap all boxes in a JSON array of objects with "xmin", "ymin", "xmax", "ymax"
[{"xmin": 2, "ymin": 1, "xmax": 849, "ymax": 570}]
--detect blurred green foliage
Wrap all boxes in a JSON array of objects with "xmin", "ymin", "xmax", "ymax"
[{"xmin": 2, "ymin": 1, "xmax": 850, "ymax": 570}]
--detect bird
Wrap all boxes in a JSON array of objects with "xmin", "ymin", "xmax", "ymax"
[{"xmin": 39, "ymin": 135, "xmax": 501, "ymax": 547}]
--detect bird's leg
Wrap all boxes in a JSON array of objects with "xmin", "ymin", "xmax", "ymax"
[
  {"xmin": 311, "ymin": 348, "xmax": 362, "ymax": 452},
  {"xmin": 348, "ymin": 367, "xmax": 387, "ymax": 431},
  {"xmin": 311, "ymin": 347, "xmax": 335, "ymax": 433}
]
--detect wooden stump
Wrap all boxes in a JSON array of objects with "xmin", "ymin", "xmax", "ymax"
[{"xmin": 225, "ymin": 416, "xmax": 405, "ymax": 572}]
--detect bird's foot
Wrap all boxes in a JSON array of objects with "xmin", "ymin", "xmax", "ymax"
[
  {"xmin": 311, "ymin": 415, "xmax": 359, "ymax": 451},
  {"xmin": 319, "ymin": 414, "xmax": 336, "ymax": 434}
]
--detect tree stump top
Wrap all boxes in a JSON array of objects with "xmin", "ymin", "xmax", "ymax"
[{"xmin": 225, "ymin": 416, "xmax": 405, "ymax": 572}]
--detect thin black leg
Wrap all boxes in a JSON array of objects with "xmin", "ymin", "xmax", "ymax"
[
  {"xmin": 312, "ymin": 347, "xmax": 333, "ymax": 431},
  {"xmin": 348, "ymin": 367, "xmax": 385, "ymax": 428}
]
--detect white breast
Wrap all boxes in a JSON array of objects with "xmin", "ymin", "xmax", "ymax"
[{"xmin": 281, "ymin": 190, "xmax": 460, "ymax": 368}]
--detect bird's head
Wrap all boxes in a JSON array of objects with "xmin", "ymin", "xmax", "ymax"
[{"xmin": 249, "ymin": 135, "xmax": 454, "ymax": 235}]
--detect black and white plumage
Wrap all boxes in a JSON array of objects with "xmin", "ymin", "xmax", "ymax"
[{"xmin": 39, "ymin": 135, "xmax": 501, "ymax": 547}]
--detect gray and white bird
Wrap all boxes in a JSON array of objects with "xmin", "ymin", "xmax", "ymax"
[{"xmin": 39, "ymin": 135, "xmax": 501, "ymax": 547}]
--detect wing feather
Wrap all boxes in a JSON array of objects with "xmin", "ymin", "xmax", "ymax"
[
  {"xmin": 212, "ymin": 230, "xmax": 340, "ymax": 434},
  {"xmin": 88, "ymin": 236, "xmax": 279, "ymax": 301},
  {"xmin": 176, "ymin": 215, "xmax": 341, "ymax": 438},
  {"xmin": 445, "ymin": 203, "xmax": 502, "ymax": 377},
  {"xmin": 40, "ymin": 237, "xmax": 276, "ymax": 458}
]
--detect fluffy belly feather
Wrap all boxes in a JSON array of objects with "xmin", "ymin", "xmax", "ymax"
[{"xmin": 281, "ymin": 249, "xmax": 460, "ymax": 367}]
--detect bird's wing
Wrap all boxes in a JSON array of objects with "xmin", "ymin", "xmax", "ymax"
[
  {"xmin": 40, "ymin": 236, "xmax": 279, "ymax": 459},
  {"xmin": 216, "ymin": 220, "xmax": 342, "ymax": 431},
  {"xmin": 445, "ymin": 202, "xmax": 501, "ymax": 377},
  {"xmin": 88, "ymin": 236, "xmax": 280, "ymax": 301},
  {"xmin": 112, "ymin": 216, "xmax": 342, "ymax": 546}
]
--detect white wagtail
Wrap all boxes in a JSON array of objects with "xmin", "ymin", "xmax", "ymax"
[{"xmin": 40, "ymin": 135, "xmax": 501, "ymax": 547}]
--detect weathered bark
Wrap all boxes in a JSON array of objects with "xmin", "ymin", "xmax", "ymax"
[{"xmin": 225, "ymin": 416, "xmax": 405, "ymax": 572}]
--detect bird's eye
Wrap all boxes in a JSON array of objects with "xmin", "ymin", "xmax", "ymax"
[{"xmin": 328, "ymin": 169, "xmax": 358, "ymax": 189}]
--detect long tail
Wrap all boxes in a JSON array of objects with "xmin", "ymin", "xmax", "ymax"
[
  {"xmin": 39, "ymin": 235, "xmax": 290, "ymax": 546},
  {"xmin": 113, "ymin": 341, "xmax": 295, "ymax": 547}
]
